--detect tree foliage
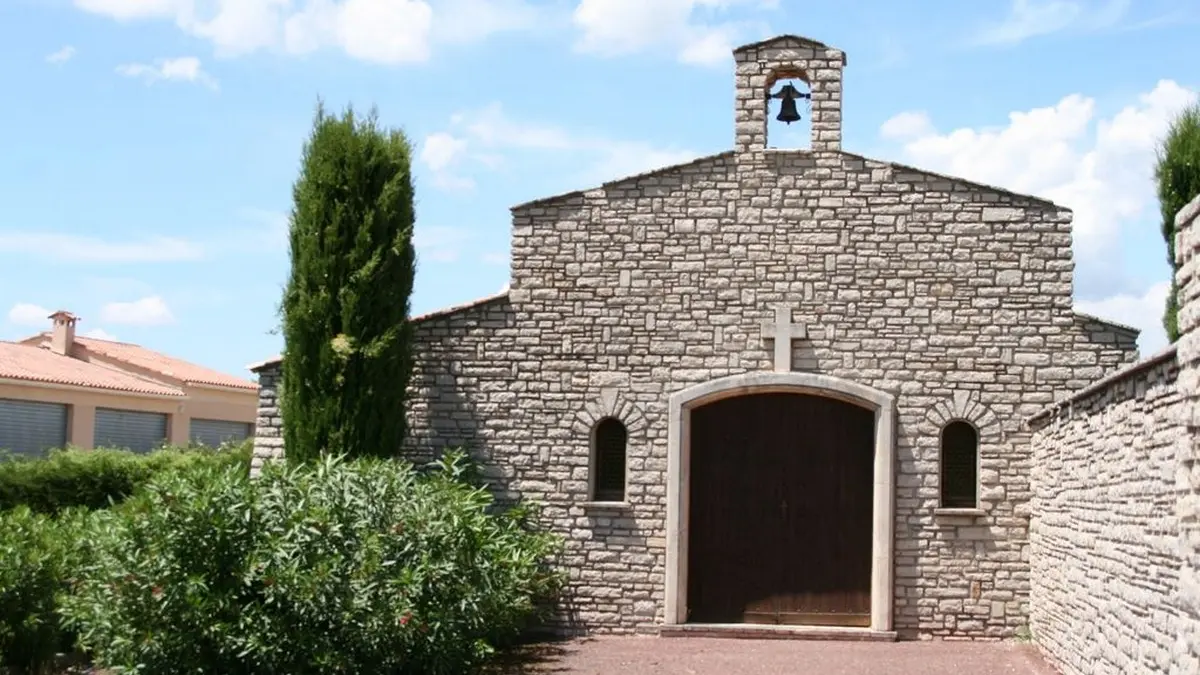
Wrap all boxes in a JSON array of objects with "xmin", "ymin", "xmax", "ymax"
[
  {"xmin": 281, "ymin": 103, "xmax": 417, "ymax": 463},
  {"xmin": 1156, "ymin": 102, "xmax": 1200, "ymax": 343},
  {"xmin": 59, "ymin": 454, "xmax": 562, "ymax": 675}
]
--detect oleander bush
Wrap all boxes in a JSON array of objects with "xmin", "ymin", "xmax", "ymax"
[
  {"xmin": 59, "ymin": 451, "xmax": 562, "ymax": 675},
  {"xmin": 0, "ymin": 505, "xmax": 92, "ymax": 674}
]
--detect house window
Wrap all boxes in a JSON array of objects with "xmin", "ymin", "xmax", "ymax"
[
  {"xmin": 592, "ymin": 417, "xmax": 627, "ymax": 502},
  {"xmin": 940, "ymin": 421, "xmax": 979, "ymax": 509}
]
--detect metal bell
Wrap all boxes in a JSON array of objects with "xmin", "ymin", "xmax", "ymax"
[
  {"xmin": 769, "ymin": 83, "xmax": 808, "ymax": 125},
  {"xmin": 777, "ymin": 97, "xmax": 802, "ymax": 125}
]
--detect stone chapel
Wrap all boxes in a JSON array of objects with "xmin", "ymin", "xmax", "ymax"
[{"xmin": 249, "ymin": 34, "xmax": 1144, "ymax": 640}]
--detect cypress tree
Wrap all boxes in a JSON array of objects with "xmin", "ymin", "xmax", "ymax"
[
  {"xmin": 280, "ymin": 102, "xmax": 417, "ymax": 463},
  {"xmin": 1156, "ymin": 103, "xmax": 1200, "ymax": 343}
]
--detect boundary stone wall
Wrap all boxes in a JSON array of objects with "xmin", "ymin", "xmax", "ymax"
[
  {"xmin": 1029, "ymin": 193, "xmax": 1200, "ymax": 675},
  {"xmin": 1029, "ymin": 348, "xmax": 1182, "ymax": 674}
]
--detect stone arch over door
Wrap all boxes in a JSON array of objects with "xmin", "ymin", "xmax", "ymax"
[{"xmin": 664, "ymin": 371, "xmax": 897, "ymax": 633}]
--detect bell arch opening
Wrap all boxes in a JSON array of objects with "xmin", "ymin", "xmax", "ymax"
[
  {"xmin": 766, "ymin": 69, "xmax": 812, "ymax": 150},
  {"xmin": 665, "ymin": 371, "xmax": 896, "ymax": 634}
]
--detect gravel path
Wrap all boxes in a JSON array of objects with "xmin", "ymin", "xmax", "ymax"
[{"xmin": 493, "ymin": 637, "xmax": 1061, "ymax": 675}]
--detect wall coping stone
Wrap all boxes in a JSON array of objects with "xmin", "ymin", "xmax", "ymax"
[
  {"xmin": 1027, "ymin": 344, "xmax": 1178, "ymax": 428},
  {"xmin": 1073, "ymin": 310, "xmax": 1140, "ymax": 336}
]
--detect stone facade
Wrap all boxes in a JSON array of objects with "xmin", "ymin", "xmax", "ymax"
[
  {"xmin": 1028, "ymin": 350, "xmax": 1183, "ymax": 674},
  {"xmin": 249, "ymin": 363, "xmax": 283, "ymax": 476},
  {"xmin": 1023, "ymin": 193, "xmax": 1200, "ymax": 675},
  {"xmin": 1172, "ymin": 195, "xmax": 1200, "ymax": 675},
  {"xmin": 250, "ymin": 34, "xmax": 1142, "ymax": 641}
]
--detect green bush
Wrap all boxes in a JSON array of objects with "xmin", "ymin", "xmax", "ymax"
[
  {"xmin": 60, "ymin": 452, "xmax": 562, "ymax": 674},
  {"xmin": 0, "ymin": 441, "xmax": 252, "ymax": 514},
  {"xmin": 0, "ymin": 506, "xmax": 91, "ymax": 674}
]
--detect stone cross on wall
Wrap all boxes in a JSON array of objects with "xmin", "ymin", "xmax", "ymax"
[{"xmin": 761, "ymin": 305, "xmax": 807, "ymax": 373}]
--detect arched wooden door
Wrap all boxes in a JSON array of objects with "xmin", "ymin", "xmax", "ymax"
[{"xmin": 686, "ymin": 392, "xmax": 875, "ymax": 626}]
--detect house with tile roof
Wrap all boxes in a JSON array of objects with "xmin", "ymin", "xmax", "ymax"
[{"xmin": 0, "ymin": 310, "xmax": 258, "ymax": 456}]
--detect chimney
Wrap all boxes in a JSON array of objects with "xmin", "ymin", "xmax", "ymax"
[{"xmin": 49, "ymin": 311, "xmax": 79, "ymax": 356}]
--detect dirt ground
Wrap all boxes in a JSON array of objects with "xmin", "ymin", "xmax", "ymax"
[{"xmin": 491, "ymin": 637, "xmax": 1062, "ymax": 675}]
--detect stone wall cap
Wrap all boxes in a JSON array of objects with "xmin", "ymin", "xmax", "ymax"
[
  {"xmin": 732, "ymin": 34, "xmax": 833, "ymax": 54},
  {"xmin": 409, "ymin": 291, "xmax": 509, "ymax": 324},
  {"xmin": 247, "ymin": 355, "xmax": 282, "ymax": 373},
  {"xmin": 510, "ymin": 152, "xmax": 734, "ymax": 212},
  {"xmin": 1175, "ymin": 192, "xmax": 1200, "ymax": 227},
  {"xmin": 515, "ymin": 150, "xmax": 1065, "ymax": 214},
  {"xmin": 245, "ymin": 291, "xmax": 510, "ymax": 374},
  {"xmin": 1026, "ymin": 344, "xmax": 1178, "ymax": 427},
  {"xmin": 842, "ymin": 152, "xmax": 1065, "ymax": 211},
  {"xmin": 1073, "ymin": 310, "xmax": 1140, "ymax": 336}
]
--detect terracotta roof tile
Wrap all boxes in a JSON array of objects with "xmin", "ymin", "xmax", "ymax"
[
  {"xmin": 0, "ymin": 342, "xmax": 185, "ymax": 397},
  {"xmin": 70, "ymin": 336, "xmax": 258, "ymax": 391}
]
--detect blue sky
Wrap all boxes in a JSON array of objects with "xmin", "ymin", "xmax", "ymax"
[{"xmin": 1, "ymin": 0, "xmax": 1197, "ymax": 378}]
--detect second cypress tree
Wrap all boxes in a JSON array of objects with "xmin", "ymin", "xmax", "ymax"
[{"xmin": 280, "ymin": 103, "xmax": 417, "ymax": 463}]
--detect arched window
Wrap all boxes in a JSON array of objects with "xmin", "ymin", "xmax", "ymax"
[
  {"xmin": 592, "ymin": 417, "xmax": 627, "ymax": 502},
  {"xmin": 940, "ymin": 421, "xmax": 978, "ymax": 509}
]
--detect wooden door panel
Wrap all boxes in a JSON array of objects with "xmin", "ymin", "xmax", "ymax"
[{"xmin": 686, "ymin": 393, "xmax": 874, "ymax": 626}]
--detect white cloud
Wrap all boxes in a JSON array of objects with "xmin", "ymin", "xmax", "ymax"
[
  {"xmin": 46, "ymin": 46, "xmax": 77, "ymax": 64},
  {"xmin": 498, "ymin": 281, "xmax": 511, "ymax": 293},
  {"xmin": 972, "ymin": 0, "xmax": 1131, "ymax": 46},
  {"xmin": 420, "ymin": 132, "xmax": 468, "ymax": 171},
  {"xmin": 82, "ymin": 328, "xmax": 119, "ymax": 341},
  {"xmin": 585, "ymin": 141, "xmax": 700, "ymax": 183},
  {"xmin": 431, "ymin": 0, "xmax": 540, "ymax": 45},
  {"xmin": 0, "ymin": 232, "xmax": 204, "ymax": 263},
  {"xmin": 419, "ymin": 132, "xmax": 474, "ymax": 191},
  {"xmin": 7, "ymin": 303, "xmax": 51, "ymax": 327},
  {"xmin": 571, "ymin": 0, "xmax": 772, "ymax": 67},
  {"xmin": 481, "ymin": 251, "xmax": 508, "ymax": 265},
  {"xmin": 880, "ymin": 80, "xmax": 1197, "ymax": 357},
  {"xmin": 1076, "ymin": 281, "xmax": 1170, "ymax": 356},
  {"xmin": 461, "ymin": 103, "xmax": 577, "ymax": 151},
  {"xmin": 116, "ymin": 56, "xmax": 218, "ymax": 89},
  {"xmin": 880, "ymin": 80, "xmax": 1197, "ymax": 258},
  {"xmin": 413, "ymin": 225, "xmax": 470, "ymax": 263},
  {"xmin": 424, "ymin": 102, "xmax": 700, "ymax": 191},
  {"xmin": 100, "ymin": 296, "xmax": 175, "ymax": 326},
  {"xmin": 879, "ymin": 111, "xmax": 933, "ymax": 141},
  {"xmin": 287, "ymin": 0, "xmax": 434, "ymax": 65},
  {"xmin": 76, "ymin": 0, "xmax": 538, "ymax": 65},
  {"xmin": 74, "ymin": 0, "xmax": 183, "ymax": 20}
]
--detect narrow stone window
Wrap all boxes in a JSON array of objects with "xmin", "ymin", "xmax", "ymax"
[
  {"xmin": 940, "ymin": 421, "xmax": 979, "ymax": 509},
  {"xmin": 592, "ymin": 417, "xmax": 627, "ymax": 502}
]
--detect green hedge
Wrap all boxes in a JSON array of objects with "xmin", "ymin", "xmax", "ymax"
[
  {"xmin": 0, "ymin": 506, "xmax": 91, "ymax": 674},
  {"xmin": 0, "ymin": 441, "xmax": 252, "ymax": 514},
  {"xmin": 60, "ymin": 452, "xmax": 563, "ymax": 674}
]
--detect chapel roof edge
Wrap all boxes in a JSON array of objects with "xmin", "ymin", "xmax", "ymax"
[
  {"xmin": 509, "ymin": 151, "xmax": 734, "ymax": 212},
  {"xmin": 732, "ymin": 34, "xmax": 834, "ymax": 54},
  {"xmin": 842, "ymin": 152, "xmax": 1066, "ymax": 211}
]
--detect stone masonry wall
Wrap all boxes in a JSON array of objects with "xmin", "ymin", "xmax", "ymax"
[
  {"xmin": 1028, "ymin": 350, "xmax": 1183, "ymax": 675},
  {"xmin": 1172, "ymin": 194, "xmax": 1200, "ymax": 675},
  {"xmin": 1026, "ymin": 193, "xmax": 1200, "ymax": 675},
  {"xmin": 250, "ymin": 365, "xmax": 282, "ymax": 476}
]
